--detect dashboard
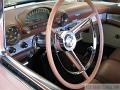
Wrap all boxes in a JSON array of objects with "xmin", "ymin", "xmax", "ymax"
[
  {"xmin": 4, "ymin": 1, "xmax": 120, "ymax": 60},
  {"xmin": 5, "ymin": 3, "xmax": 71, "ymax": 58}
]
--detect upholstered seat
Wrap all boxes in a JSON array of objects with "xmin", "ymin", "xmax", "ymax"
[
  {"xmin": 91, "ymin": 49, "xmax": 120, "ymax": 83},
  {"xmin": 91, "ymin": 79, "xmax": 101, "ymax": 83},
  {"xmin": 96, "ymin": 59, "xmax": 120, "ymax": 83},
  {"xmin": 109, "ymin": 48, "xmax": 120, "ymax": 62}
]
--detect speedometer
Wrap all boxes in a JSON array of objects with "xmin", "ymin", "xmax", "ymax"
[{"xmin": 25, "ymin": 7, "xmax": 50, "ymax": 25}]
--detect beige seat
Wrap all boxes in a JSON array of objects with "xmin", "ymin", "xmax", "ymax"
[
  {"xmin": 91, "ymin": 79, "xmax": 101, "ymax": 83},
  {"xmin": 96, "ymin": 59, "xmax": 120, "ymax": 83},
  {"xmin": 92, "ymin": 48, "xmax": 120, "ymax": 83},
  {"xmin": 109, "ymin": 48, "xmax": 120, "ymax": 62}
]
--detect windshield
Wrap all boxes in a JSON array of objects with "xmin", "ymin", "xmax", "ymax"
[
  {"xmin": 5, "ymin": 0, "xmax": 46, "ymax": 7},
  {"xmin": 4, "ymin": 0, "xmax": 119, "ymax": 7},
  {"xmin": 5, "ymin": 0, "xmax": 76, "ymax": 7}
]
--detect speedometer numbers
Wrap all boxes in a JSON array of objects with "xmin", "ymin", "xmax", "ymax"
[{"xmin": 25, "ymin": 8, "xmax": 50, "ymax": 24}]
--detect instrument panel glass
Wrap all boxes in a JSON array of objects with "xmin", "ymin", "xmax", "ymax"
[{"xmin": 25, "ymin": 7, "xmax": 50, "ymax": 25}]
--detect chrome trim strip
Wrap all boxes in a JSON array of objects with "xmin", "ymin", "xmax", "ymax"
[
  {"xmin": 2, "ymin": 53, "xmax": 62, "ymax": 90},
  {"xmin": 107, "ymin": 14, "xmax": 120, "ymax": 22}
]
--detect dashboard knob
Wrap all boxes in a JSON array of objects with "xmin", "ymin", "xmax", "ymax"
[
  {"xmin": 8, "ymin": 47, "xmax": 16, "ymax": 53},
  {"xmin": 21, "ymin": 42, "xmax": 28, "ymax": 48}
]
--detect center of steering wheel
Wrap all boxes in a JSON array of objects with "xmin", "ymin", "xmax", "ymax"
[
  {"xmin": 65, "ymin": 35, "xmax": 74, "ymax": 47},
  {"xmin": 61, "ymin": 31, "xmax": 77, "ymax": 51}
]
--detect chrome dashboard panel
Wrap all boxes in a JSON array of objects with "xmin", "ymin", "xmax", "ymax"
[
  {"xmin": 4, "ymin": 1, "xmax": 119, "ymax": 57},
  {"xmin": 106, "ymin": 14, "xmax": 120, "ymax": 27},
  {"xmin": 107, "ymin": 14, "xmax": 120, "ymax": 22},
  {"xmin": 6, "ymin": 36, "xmax": 34, "ymax": 56}
]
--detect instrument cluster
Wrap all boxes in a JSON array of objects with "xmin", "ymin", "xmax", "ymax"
[{"xmin": 6, "ymin": 7, "xmax": 51, "ymax": 45}]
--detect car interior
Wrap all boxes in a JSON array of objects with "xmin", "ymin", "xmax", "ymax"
[{"xmin": 0, "ymin": 0, "xmax": 120, "ymax": 89}]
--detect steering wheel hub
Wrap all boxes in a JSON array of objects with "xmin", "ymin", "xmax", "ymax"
[{"xmin": 61, "ymin": 31, "xmax": 77, "ymax": 51}]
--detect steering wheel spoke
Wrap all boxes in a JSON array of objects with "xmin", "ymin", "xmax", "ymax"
[
  {"xmin": 65, "ymin": 51, "xmax": 89, "ymax": 79},
  {"xmin": 70, "ymin": 13, "xmax": 96, "ymax": 34}
]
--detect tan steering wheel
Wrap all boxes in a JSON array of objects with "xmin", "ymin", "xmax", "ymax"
[{"xmin": 45, "ymin": 0, "xmax": 104, "ymax": 89}]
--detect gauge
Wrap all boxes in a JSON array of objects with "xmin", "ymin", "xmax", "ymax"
[
  {"xmin": 6, "ymin": 25, "xmax": 21, "ymax": 45},
  {"xmin": 25, "ymin": 7, "xmax": 50, "ymax": 25}
]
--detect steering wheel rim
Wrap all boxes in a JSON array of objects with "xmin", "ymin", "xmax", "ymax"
[{"xmin": 45, "ymin": 0, "xmax": 104, "ymax": 89}]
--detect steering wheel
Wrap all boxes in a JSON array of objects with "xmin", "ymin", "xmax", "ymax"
[{"xmin": 45, "ymin": 0, "xmax": 104, "ymax": 89}]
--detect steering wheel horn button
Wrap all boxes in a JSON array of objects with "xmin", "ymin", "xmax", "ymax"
[{"xmin": 60, "ymin": 31, "xmax": 77, "ymax": 51}]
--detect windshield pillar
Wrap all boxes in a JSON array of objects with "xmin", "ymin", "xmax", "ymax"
[{"xmin": 0, "ymin": 0, "xmax": 5, "ymax": 56}]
